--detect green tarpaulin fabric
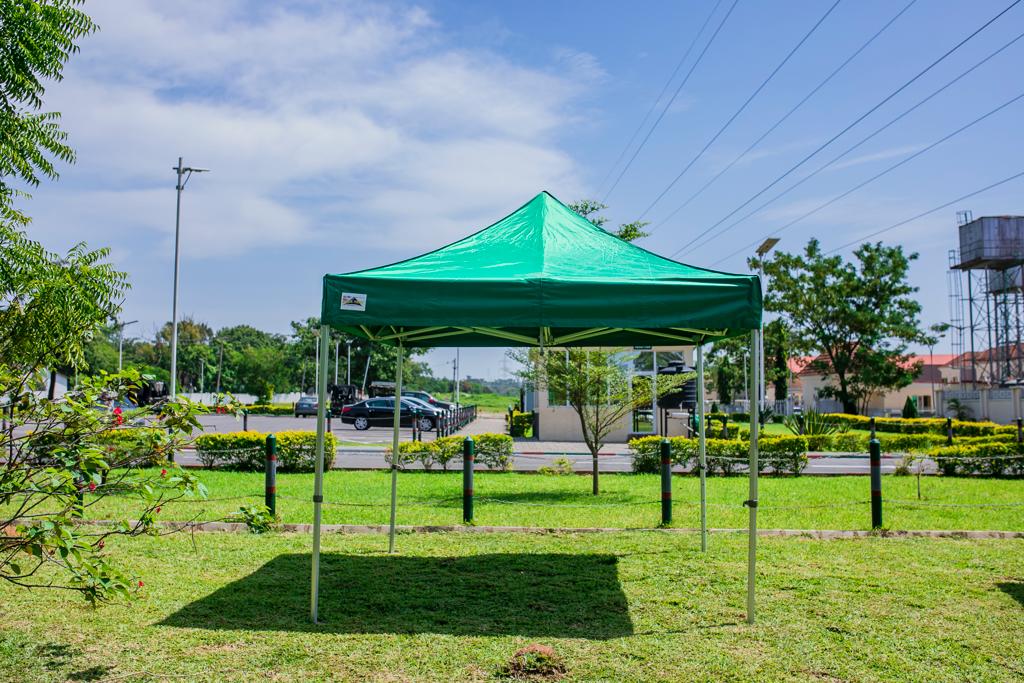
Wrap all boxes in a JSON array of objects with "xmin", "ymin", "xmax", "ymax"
[{"xmin": 321, "ymin": 191, "xmax": 761, "ymax": 347}]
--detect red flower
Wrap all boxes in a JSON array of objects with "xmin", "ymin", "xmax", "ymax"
[
  {"xmin": 97, "ymin": 539, "xmax": 105, "ymax": 550},
  {"xmin": 160, "ymin": 469, "xmax": 167, "ymax": 477},
  {"xmin": 155, "ymin": 506, "xmax": 161, "ymax": 514},
  {"xmin": 88, "ymin": 482, "xmax": 97, "ymax": 492},
  {"xmin": 138, "ymin": 580, "xmax": 144, "ymax": 587},
  {"xmin": 113, "ymin": 406, "xmax": 123, "ymax": 425}
]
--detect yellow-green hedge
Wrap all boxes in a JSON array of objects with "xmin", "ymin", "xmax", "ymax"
[{"xmin": 194, "ymin": 430, "xmax": 337, "ymax": 472}]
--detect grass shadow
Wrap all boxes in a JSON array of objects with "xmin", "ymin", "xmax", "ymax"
[
  {"xmin": 473, "ymin": 490, "xmax": 645, "ymax": 505},
  {"xmin": 998, "ymin": 581, "xmax": 1024, "ymax": 607},
  {"xmin": 161, "ymin": 552, "xmax": 633, "ymax": 639}
]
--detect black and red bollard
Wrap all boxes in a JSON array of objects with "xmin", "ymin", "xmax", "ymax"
[
  {"xmin": 869, "ymin": 437, "xmax": 882, "ymax": 529},
  {"xmin": 462, "ymin": 437, "xmax": 475, "ymax": 523},
  {"xmin": 265, "ymin": 433, "xmax": 277, "ymax": 516},
  {"xmin": 660, "ymin": 438, "xmax": 672, "ymax": 525}
]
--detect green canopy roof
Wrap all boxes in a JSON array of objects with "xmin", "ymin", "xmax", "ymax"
[{"xmin": 321, "ymin": 191, "xmax": 761, "ymax": 347}]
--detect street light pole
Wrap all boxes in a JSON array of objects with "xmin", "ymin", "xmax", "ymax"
[
  {"xmin": 334, "ymin": 340, "xmax": 340, "ymax": 385},
  {"xmin": 117, "ymin": 319, "xmax": 138, "ymax": 372},
  {"xmin": 346, "ymin": 340, "xmax": 352, "ymax": 385},
  {"xmin": 169, "ymin": 157, "xmax": 209, "ymax": 398},
  {"xmin": 754, "ymin": 238, "xmax": 780, "ymax": 414}
]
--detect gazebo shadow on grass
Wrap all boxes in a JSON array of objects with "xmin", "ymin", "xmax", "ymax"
[
  {"xmin": 160, "ymin": 552, "xmax": 633, "ymax": 639},
  {"xmin": 999, "ymin": 581, "xmax": 1024, "ymax": 607}
]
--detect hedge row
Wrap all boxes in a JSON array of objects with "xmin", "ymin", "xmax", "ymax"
[
  {"xmin": 386, "ymin": 433, "xmax": 514, "ymax": 471},
  {"xmin": 629, "ymin": 435, "xmax": 808, "ymax": 476},
  {"xmin": 242, "ymin": 404, "xmax": 295, "ymax": 416},
  {"xmin": 194, "ymin": 431, "xmax": 338, "ymax": 472},
  {"xmin": 925, "ymin": 442, "xmax": 1024, "ymax": 477},
  {"xmin": 825, "ymin": 413, "xmax": 1016, "ymax": 437},
  {"xmin": 506, "ymin": 411, "xmax": 533, "ymax": 437}
]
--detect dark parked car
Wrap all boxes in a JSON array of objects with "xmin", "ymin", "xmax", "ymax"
[
  {"xmin": 294, "ymin": 396, "xmax": 318, "ymax": 417},
  {"xmin": 401, "ymin": 390, "xmax": 454, "ymax": 411},
  {"xmin": 340, "ymin": 397, "xmax": 441, "ymax": 431}
]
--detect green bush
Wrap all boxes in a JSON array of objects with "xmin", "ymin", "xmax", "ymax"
[
  {"xmin": 243, "ymin": 403, "xmax": 294, "ymax": 416},
  {"xmin": 760, "ymin": 436, "xmax": 809, "ymax": 475},
  {"xmin": 95, "ymin": 428, "xmax": 171, "ymax": 467},
  {"xmin": 875, "ymin": 432, "xmax": 947, "ymax": 453},
  {"xmin": 927, "ymin": 442, "xmax": 1024, "ymax": 477},
  {"xmin": 628, "ymin": 436, "xmax": 808, "ymax": 475},
  {"xmin": 506, "ymin": 410, "xmax": 533, "ymax": 437},
  {"xmin": 194, "ymin": 431, "xmax": 336, "ymax": 472},
  {"xmin": 432, "ymin": 436, "xmax": 465, "ymax": 471},
  {"xmin": 474, "ymin": 433, "xmax": 514, "ymax": 471},
  {"xmin": 385, "ymin": 440, "xmax": 433, "ymax": 470},
  {"xmin": 826, "ymin": 413, "xmax": 1006, "ymax": 437}
]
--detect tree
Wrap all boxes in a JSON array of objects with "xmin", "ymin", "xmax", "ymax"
[
  {"xmin": 753, "ymin": 239, "xmax": 931, "ymax": 414},
  {"xmin": 0, "ymin": 223, "xmax": 226, "ymax": 602},
  {"xmin": 902, "ymin": 395, "xmax": 918, "ymax": 419},
  {"xmin": 512, "ymin": 348, "xmax": 686, "ymax": 494},
  {"xmin": 764, "ymin": 319, "xmax": 791, "ymax": 401},
  {"xmin": 707, "ymin": 335, "xmax": 747, "ymax": 406},
  {"xmin": 0, "ymin": 0, "xmax": 97, "ymax": 225},
  {"xmin": 568, "ymin": 199, "xmax": 651, "ymax": 241}
]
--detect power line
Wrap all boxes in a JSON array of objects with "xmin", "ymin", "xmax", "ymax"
[
  {"xmin": 594, "ymin": 0, "xmax": 726, "ymax": 198},
  {"xmin": 824, "ymin": 168, "xmax": 1024, "ymax": 255},
  {"xmin": 637, "ymin": 0, "xmax": 843, "ymax": 219},
  {"xmin": 668, "ymin": 0, "xmax": 1021, "ymax": 258},
  {"xmin": 602, "ymin": 0, "xmax": 742, "ymax": 203},
  {"xmin": 647, "ymin": 0, "xmax": 918, "ymax": 235},
  {"xmin": 692, "ymin": 28, "xmax": 1024, "ymax": 258},
  {"xmin": 713, "ymin": 88, "xmax": 1024, "ymax": 265},
  {"xmin": 708, "ymin": 31, "xmax": 1024, "ymax": 264}
]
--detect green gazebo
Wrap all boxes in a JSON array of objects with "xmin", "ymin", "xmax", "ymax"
[{"xmin": 309, "ymin": 191, "xmax": 764, "ymax": 622}]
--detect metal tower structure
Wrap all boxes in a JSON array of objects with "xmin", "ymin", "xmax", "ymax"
[{"xmin": 948, "ymin": 213, "xmax": 1024, "ymax": 386}]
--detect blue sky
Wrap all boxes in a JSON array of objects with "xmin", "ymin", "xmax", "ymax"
[{"xmin": 25, "ymin": 0, "xmax": 1024, "ymax": 379}]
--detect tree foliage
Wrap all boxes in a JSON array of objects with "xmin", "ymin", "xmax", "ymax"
[
  {"xmin": 0, "ymin": 0, "xmax": 97, "ymax": 223},
  {"xmin": 511, "ymin": 348, "xmax": 686, "ymax": 495},
  {"xmin": 568, "ymin": 199, "xmax": 651, "ymax": 241},
  {"xmin": 753, "ymin": 239, "xmax": 930, "ymax": 414}
]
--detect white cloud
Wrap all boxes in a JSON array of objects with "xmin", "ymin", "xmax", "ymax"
[
  {"xmin": 31, "ymin": 0, "xmax": 595, "ymax": 260},
  {"xmin": 826, "ymin": 144, "xmax": 926, "ymax": 172}
]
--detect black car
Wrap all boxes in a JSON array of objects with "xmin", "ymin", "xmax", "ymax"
[
  {"xmin": 340, "ymin": 397, "xmax": 441, "ymax": 431},
  {"xmin": 294, "ymin": 396, "xmax": 318, "ymax": 417},
  {"xmin": 401, "ymin": 390, "xmax": 455, "ymax": 411}
]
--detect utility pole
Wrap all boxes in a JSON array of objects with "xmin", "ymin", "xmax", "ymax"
[
  {"xmin": 170, "ymin": 157, "xmax": 209, "ymax": 398},
  {"xmin": 215, "ymin": 342, "xmax": 223, "ymax": 393},
  {"xmin": 117, "ymin": 319, "xmax": 138, "ymax": 372},
  {"xmin": 199, "ymin": 358, "xmax": 205, "ymax": 393},
  {"xmin": 334, "ymin": 339, "xmax": 340, "ymax": 384},
  {"xmin": 455, "ymin": 348, "xmax": 461, "ymax": 406},
  {"xmin": 346, "ymin": 340, "xmax": 352, "ymax": 385}
]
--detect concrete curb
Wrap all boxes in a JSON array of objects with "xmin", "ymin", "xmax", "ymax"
[{"xmin": 67, "ymin": 519, "xmax": 1024, "ymax": 539}]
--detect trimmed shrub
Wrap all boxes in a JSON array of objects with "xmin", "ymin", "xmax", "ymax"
[
  {"xmin": 385, "ymin": 440, "xmax": 433, "ymax": 470},
  {"xmin": 874, "ymin": 432, "xmax": 947, "ymax": 454},
  {"xmin": 760, "ymin": 436, "xmax": 809, "ymax": 475},
  {"xmin": 243, "ymin": 404, "xmax": 294, "ymax": 416},
  {"xmin": 432, "ymin": 436, "xmax": 465, "ymax": 471},
  {"xmin": 475, "ymin": 433, "xmax": 514, "ymax": 471},
  {"xmin": 506, "ymin": 411, "xmax": 533, "ymax": 437},
  {"xmin": 826, "ymin": 413, "xmax": 1006, "ymax": 437},
  {"xmin": 928, "ymin": 442, "xmax": 1024, "ymax": 477},
  {"xmin": 194, "ymin": 431, "xmax": 336, "ymax": 472},
  {"xmin": 95, "ymin": 427, "xmax": 171, "ymax": 467}
]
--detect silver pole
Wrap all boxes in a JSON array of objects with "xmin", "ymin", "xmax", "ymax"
[
  {"xmin": 118, "ymin": 329, "xmax": 125, "ymax": 372},
  {"xmin": 334, "ymin": 340, "xmax": 340, "ymax": 385},
  {"xmin": 696, "ymin": 343, "xmax": 708, "ymax": 552},
  {"xmin": 388, "ymin": 341, "xmax": 404, "ymax": 553},
  {"xmin": 455, "ymin": 348, "xmax": 460, "ymax": 406},
  {"xmin": 346, "ymin": 341, "xmax": 352, "ymax": 385},
  {"xmin": 170, "ymin": 157, "xmax": 183, "ymax": 398},
  {"xmin": 747, "ymin": 328, "xmax": 761, "ymax": 624},
  {"xmin": 310, "ymin": 324, "xmax": 331, "ymax": 623}
]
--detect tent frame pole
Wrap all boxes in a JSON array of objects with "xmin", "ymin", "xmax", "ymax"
[
  {"xmin": 310, "ymin": 324, "xmax": 330, "ymax": 624},
  {"xmin": 696, "ymin": 342, "xmax": 707, "ymax": 552},
  {"xmin": 746, "ymin": 328, "xmax": 761, "ymax": 624},
  {"xmin": 388, "ymin": 341, "xmax": 404, "ymax": 553}
]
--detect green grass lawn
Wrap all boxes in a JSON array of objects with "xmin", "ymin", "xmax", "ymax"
[
  {"xmin": 75, "ymin": 470, "xmax": 1024, "ymax": 531},
  {"xmin": 435, "ymin": 391, "xmax": 519, "ymax": 414},
  {"xmin": 1, "ymin": 531, "xmax": 1021, "ymax": 681}
]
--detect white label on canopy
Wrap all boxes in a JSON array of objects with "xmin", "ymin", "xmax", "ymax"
[{"xmin": 340, "ymin": 292, "xmax": 367, "ymax": 311}]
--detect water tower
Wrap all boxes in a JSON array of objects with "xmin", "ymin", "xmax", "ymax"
[{"xmin": 947, "ymin": 213, "xmax": 1024, "ymax": 386}]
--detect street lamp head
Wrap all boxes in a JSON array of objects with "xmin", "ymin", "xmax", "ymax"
[
  {"xmin": 755, "ymin": 238, "xmax": 780, "ymax": 257},
  {"xmin": 184, "ymin": 167, "xmax": 210, "ymax": 173}
]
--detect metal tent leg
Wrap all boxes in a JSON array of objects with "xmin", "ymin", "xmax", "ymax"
[
  {"xmin": 696, "ymin": 343, "xmax": 708, "ymax": 552},
  {"xmin": 388, "ymin": 342, "xmax": 404, "ymax": 553},
  {"xmin": 310, "ymin": 324, "xmax": 330, "ymax": 624},
  {"xmin": 746, "ymin": 329, "xmax": 761, "ymax": 624}
]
